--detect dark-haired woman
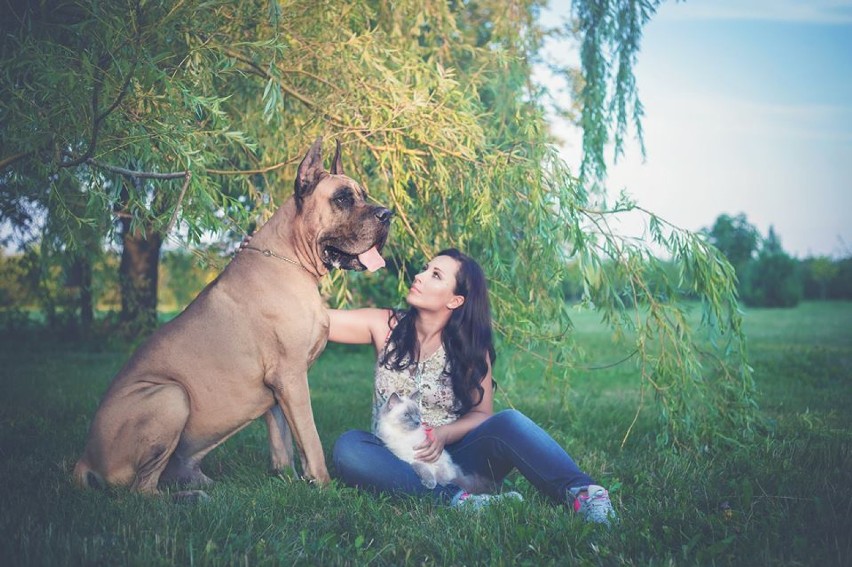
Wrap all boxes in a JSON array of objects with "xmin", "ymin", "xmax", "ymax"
[{"xmin": 330, "ymin": 249, "xmax": 616, "ymax": 524}]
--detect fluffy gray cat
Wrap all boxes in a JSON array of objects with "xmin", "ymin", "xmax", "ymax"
[{"xmin": 376, "ymin": 392, "xmax": 493, "ymax": 493}]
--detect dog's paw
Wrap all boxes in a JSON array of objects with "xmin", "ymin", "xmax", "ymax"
[
  {"xmin": 171, "ymin": 490, "xmax": 211, "ymax": 504},
  {"xmin": 270, "ymin": 465, "xmax": 300, "ymax": 482}
]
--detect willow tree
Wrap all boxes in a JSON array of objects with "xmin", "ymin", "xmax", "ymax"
[{"xmin": 0, "ymin": 0, "xmax": 758, "ymax": 449}]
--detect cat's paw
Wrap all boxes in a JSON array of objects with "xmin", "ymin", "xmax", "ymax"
[{"xmin": 412, "ymin": 462, "xmax": 438, "ymax": 489}]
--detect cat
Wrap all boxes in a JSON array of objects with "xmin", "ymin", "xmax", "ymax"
[{"xmin": 376, "ymin": 391, "xmax": 493, "ymax": 493}]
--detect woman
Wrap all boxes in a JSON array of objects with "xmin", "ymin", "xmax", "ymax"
[{"xmin": 329, "ymin": 248, "xmax": 616, "ymax": 524}]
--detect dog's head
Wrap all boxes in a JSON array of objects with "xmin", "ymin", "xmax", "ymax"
[{"xmin": 294, "ymin": 137, "xmax": 392, "ymax": 272}]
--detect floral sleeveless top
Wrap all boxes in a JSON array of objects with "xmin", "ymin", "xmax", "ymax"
[{"xmin": 371, "ymin": 343, "xmax": 463, "ymax": 433}]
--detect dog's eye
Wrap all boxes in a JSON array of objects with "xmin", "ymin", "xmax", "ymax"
[{"xmin": 333, "ymin": 192, "xmax": 354, "ymax": 208}]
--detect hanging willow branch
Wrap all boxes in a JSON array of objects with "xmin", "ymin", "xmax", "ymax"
[{"xmin": 574, "ymin": 0, "xmax": 663, "ymax": 181}]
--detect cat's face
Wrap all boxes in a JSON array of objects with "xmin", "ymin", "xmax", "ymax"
[{"xmin": 381, "ymin": 392, "xmax": 423, "ymax": 432}]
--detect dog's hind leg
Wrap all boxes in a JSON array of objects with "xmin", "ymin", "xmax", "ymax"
[
  {"xmin": 127, "ymin": 383, "xmax": 190, "ymax": 494},
  {"xmin": 159, "ymin": 445, "xmax": 215, "ymax": 489},
  {"xmin": 265, "ymin": 404, "xmax": 297, "ymax": 478}
]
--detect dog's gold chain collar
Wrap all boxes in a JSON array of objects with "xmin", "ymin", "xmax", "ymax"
[{"xmin": 243, "ymin": 245, "xmax": 312, "ymax": 275}]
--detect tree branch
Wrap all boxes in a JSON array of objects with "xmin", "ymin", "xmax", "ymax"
[
  {"xmin": 60, "ymin": 55, "xmax": 109, "ymax": 168},
  {"xmin": 84, "ymin": 157, "xmax": 187, "ymax": 179},
  {"xmin": 0, "ymin": 151, "xmax": 34, "ymax": 171},
  {"xmin": 165, "ymin": 172, "xmax": 192, "ymax": 234},
  {"xmin": 206, "ymin": 158, "xmax": 296, "ymax": 175}
]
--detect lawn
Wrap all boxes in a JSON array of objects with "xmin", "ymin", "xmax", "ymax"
[{"xmin": 0, "ymin": 301, "xmax": 849, "ymax": 565}]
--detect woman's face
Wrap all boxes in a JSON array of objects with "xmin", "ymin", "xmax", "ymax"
[{"xmin": 406, "ymin": 255, "xmax": 465, "ymax": 313}]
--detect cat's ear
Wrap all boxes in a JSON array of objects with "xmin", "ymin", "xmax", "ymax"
[
  {"xmin": 410, "ymin": 390, "xmax": 422, "ymax": 404},
  {"xmin": 387, "ymin": 392, "xmax": 402, "ymax": 408}
]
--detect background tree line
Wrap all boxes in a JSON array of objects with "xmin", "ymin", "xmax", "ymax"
[
  {"xmin": 703, "ymin": 213, "xmax": 851, "ymax": 307},
  {"xmin": 0, "ymin": 246, "xmax": 218, "ymax": 331},
  {"xmin": 560, "ymin": 212, "xmax": 851, "ymax": 307},
  {"xmin": 4, "ymin": 222, "xmax": 848, "ymax": 334}
]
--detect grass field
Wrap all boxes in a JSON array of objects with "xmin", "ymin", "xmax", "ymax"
[{"xmin": 0, "ymin": 301, "xmax": 850, "ymax": 565}]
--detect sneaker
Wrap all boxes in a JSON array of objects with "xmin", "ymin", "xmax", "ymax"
[
  {"xmin": 570, "ymin": 485, "xmax": 616, "ymax": 526},
  {"xmin": 451, "ymin": 490, "xmax": 523, "ymax": 510}
]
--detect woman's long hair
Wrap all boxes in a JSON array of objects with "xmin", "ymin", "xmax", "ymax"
[{"xmin": 380, "ymin": 248, "xmax": 496, "ymax": 414}]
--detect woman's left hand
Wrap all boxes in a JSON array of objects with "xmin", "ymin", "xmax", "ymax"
[{"xmin": 414, "ymin": 426, "xmax": 447, "ymax": 463}]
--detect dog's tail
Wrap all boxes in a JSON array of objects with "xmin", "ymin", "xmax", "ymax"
[{"xmin": 73, "ymin": 458, "xmax": 105, "ymax": 490}]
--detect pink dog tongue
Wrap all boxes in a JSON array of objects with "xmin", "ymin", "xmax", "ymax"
[{"xmin": 358, "ymin": 246, "xmax": 386, "ymax": 272}]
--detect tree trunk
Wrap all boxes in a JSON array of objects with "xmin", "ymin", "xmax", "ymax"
[
  {"xmin": 79, "ymin": 257, "xmax": 93, "ymax": 330},
  {"xmin": 68, "ymin": 255, "xmax": 94, "ymax": 330},
  {"xmin": 119, "ymin": 216, "xmax": 162, "ymax": 334}
]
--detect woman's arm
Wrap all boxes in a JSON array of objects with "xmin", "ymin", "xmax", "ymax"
[
  {"xmin": 328, "ymin": 308, "xmax": 393, "ymax": 353},
  {"xmin": 414, "ymin": 356, "xmax": 495, "ymax": 463}
]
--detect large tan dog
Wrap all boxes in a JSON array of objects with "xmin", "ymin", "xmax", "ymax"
[{"xmin": 74, "ymin": 138, "xmax": 391, "ymax": 496}]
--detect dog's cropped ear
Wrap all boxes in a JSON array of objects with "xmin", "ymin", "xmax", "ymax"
[
  {"xmin": 330, "ymin": 139, "xmax": 345, "ymax": 176},
  {"xmin": 294, "ymin": 137, "xmax": 326, "ymax": 208}
]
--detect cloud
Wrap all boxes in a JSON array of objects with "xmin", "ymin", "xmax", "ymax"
[
  {"xmin": 644, "ymin": 91, "xmax": 852, "ymax": 145},
  {"xmin": 595, "ymin": 87, "xmax": 852, "ymax": 258},
  {"xmin": 657, "ymin": 0, "xmax": 852, "ymax": 25}
]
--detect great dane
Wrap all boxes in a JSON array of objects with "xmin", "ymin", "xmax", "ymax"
[{"xmin": 74, "ymin": 137, "xmax": 391, "ymax": 496}]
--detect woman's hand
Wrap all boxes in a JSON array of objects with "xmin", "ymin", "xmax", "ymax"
[
  {"xmin": 238, "ymin": 234, "xmax": 252, "ymax": 252},
  {"xmin": 414, "ymin": 425, "xmax": 448, "ymax": 463}
]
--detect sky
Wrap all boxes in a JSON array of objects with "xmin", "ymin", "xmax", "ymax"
[{"xmin": 539, "ymin": 0, "xmax": 852, "ymax": 258}]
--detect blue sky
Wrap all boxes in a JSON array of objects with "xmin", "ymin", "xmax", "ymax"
[{"xmin": 540, "ymin": 0, "xmax": 852, "ymax": 258}]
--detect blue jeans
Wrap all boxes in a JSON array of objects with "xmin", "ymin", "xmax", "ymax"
[{"xmin": 332, "ymin": 409, "xmax": 595, "ymax": 504}]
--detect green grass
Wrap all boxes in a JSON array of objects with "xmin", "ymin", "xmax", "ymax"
[{"xmin": 1, "ymin": 302, "xmax": 850, "ymax": 565}]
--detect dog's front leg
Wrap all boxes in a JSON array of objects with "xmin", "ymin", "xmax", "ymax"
[
  {"xmin": 264, "ymin": 404, "xmax": 296, "ymax": 477},
  {"xmin": 267, "ymin": 372, "xmax": 331, "ymax": 485}
]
